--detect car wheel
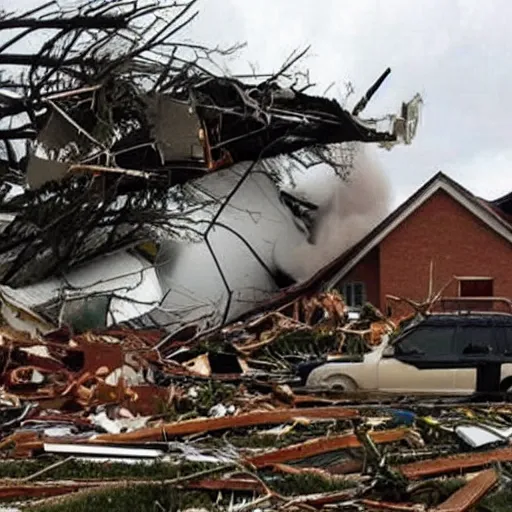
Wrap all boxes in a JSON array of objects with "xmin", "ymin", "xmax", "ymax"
[{"xmin": 324, "ymin": 375, "xmax": 357, "ymax": 392}]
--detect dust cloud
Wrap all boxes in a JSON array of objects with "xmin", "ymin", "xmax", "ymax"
[{"xmin": 274, "ymin": 143, "xmax": 391, "ymax": 282}]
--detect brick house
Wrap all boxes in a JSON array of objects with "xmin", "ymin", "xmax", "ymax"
[{"xmin": 325, "ymin": 172, "xmax": 512, "ymax": 315}]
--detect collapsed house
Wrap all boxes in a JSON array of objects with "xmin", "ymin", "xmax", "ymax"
[{"xmin": 0, "ymin": 2, "xmax": 422, "ymax": 336}]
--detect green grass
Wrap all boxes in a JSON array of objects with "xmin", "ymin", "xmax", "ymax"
[
  {"xmin": 478, "ymin": 488, "xmax": 512, "ymax": 512},
  {"xmin": 225, "ymin": 420, "xmax": 354, "ymax": 449},
  {"xmin": 262, "ymin": 471, "xmax": 356, "ymax": 496},
  {"xmin": 11, "ymin": 458, "xmax": 360, "ymax": 511},
  {"xmin": 29, "ymin": 486, "xmax": 216, "ymax": 512},
  {"xmin": 27, "ymin": 473, "xmax": 357, "ymax": 512},
  {"xmin": 0, "ymin": 459, "xmax": 210, "ymax": 481}
]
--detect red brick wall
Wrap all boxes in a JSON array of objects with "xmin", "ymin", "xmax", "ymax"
[
  {"xmin": 335, "ymin": 247, "xmax": 380, "ymax": 307},
  {"xmin": 379, "ymin": 190, "xmax": 512, "ymax": 314}
]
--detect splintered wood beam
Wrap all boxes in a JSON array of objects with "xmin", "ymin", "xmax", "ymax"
[
  {"xmin": 399, "ymin": 447, "xmax": 512, "ymax": 479},
  {"xmin": 89, "ymin": 406, "xmax": 360, "ymax": 443},
  {"xmin": 247, "ymin": 428, "xmax": 409, "ymax": 468},
  {"xmin": 433, "ymin": 469, "xmax": 498, "ymax": 512},
  {"xmin": 187, "ymin": 477, "xmax": 263, "ymax": 492},
  {"xmin": 358, "ymin": 500, "xmax": 424, "ymax": 511}
]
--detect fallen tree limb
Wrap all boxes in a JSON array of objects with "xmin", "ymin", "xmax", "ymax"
[{"xmin": 90, "ymin": 406, "xmax": 360, "ymax": 443}]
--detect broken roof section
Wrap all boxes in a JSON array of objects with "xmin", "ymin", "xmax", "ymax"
[
  {"xmin": 22, "ymin": 72, "xmax": 422, "ymax": 191},
  {"xmin": 0, "ymin": 0, "xmax": 422, "ymax": 191},
  {"xmin": 0, "ymin": 1, "xmax": 423, "ymax": 335},
  {"xmin": 487, "ymin": 191, "xmax": 512, "ymax": 223}
]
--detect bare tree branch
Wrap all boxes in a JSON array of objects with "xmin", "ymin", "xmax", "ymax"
[
  {"xmin": 0, "ymin": 16, "xmax": 128, "ymax": 30},
  {"xmin": 0, "ymin": 0, "xmax": 420, "ymax": 332}
]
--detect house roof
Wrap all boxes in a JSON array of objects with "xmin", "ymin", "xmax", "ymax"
[
  {"xmin": 323, "ymin": 171, "xmax": 512, "ymax": 289},
  {"xmin": 232, "ymin": 171, "xmax": 511, "ymax": 322}
]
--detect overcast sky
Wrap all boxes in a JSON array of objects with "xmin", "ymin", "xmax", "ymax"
[
  {"xmin": 6, "ymin": 0, "xmax": 512, "ymax": 206},
  {"xmin": 189, "ymin": 0, "xmax": 512, "ymax": 206}
]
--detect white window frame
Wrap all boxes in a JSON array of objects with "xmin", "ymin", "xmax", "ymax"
[{"xmin": 341, "ymin": 281, "xmax": 366, "ymax": 308}]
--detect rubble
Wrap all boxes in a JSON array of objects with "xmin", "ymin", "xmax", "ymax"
[{"xmin": 0, "ymin": 293, "xmax": 507, "ymax": 510}]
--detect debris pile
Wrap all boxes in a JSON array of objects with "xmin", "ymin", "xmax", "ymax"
[
  {"xmin": 0, "ymin": 292, "xmax": 508, "ymax": 510},
  {"xmin": 0, "ymin": 291, "xmax": 385, "ymax": 417},
  {"xmin": 157, "ymin": 291, "xmax": 395, "ymax": 382}
]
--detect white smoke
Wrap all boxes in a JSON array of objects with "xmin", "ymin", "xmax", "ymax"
[{"xmin": 273, "ymin": 143, "xmax": 391, "ymax": 282}]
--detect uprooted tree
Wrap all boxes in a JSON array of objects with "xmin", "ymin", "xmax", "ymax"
[{"xmin": 0, "ymin": 0, "xmax": 421, "ymax": 328}]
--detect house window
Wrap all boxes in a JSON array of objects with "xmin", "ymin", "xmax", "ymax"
[
  {"xmin": 341, "ymin": 282, "xmax": 366, "ymax": 307},
  {"xmin": 458, "ymin": 277, "xmax": 494, "ymax": 297}
]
